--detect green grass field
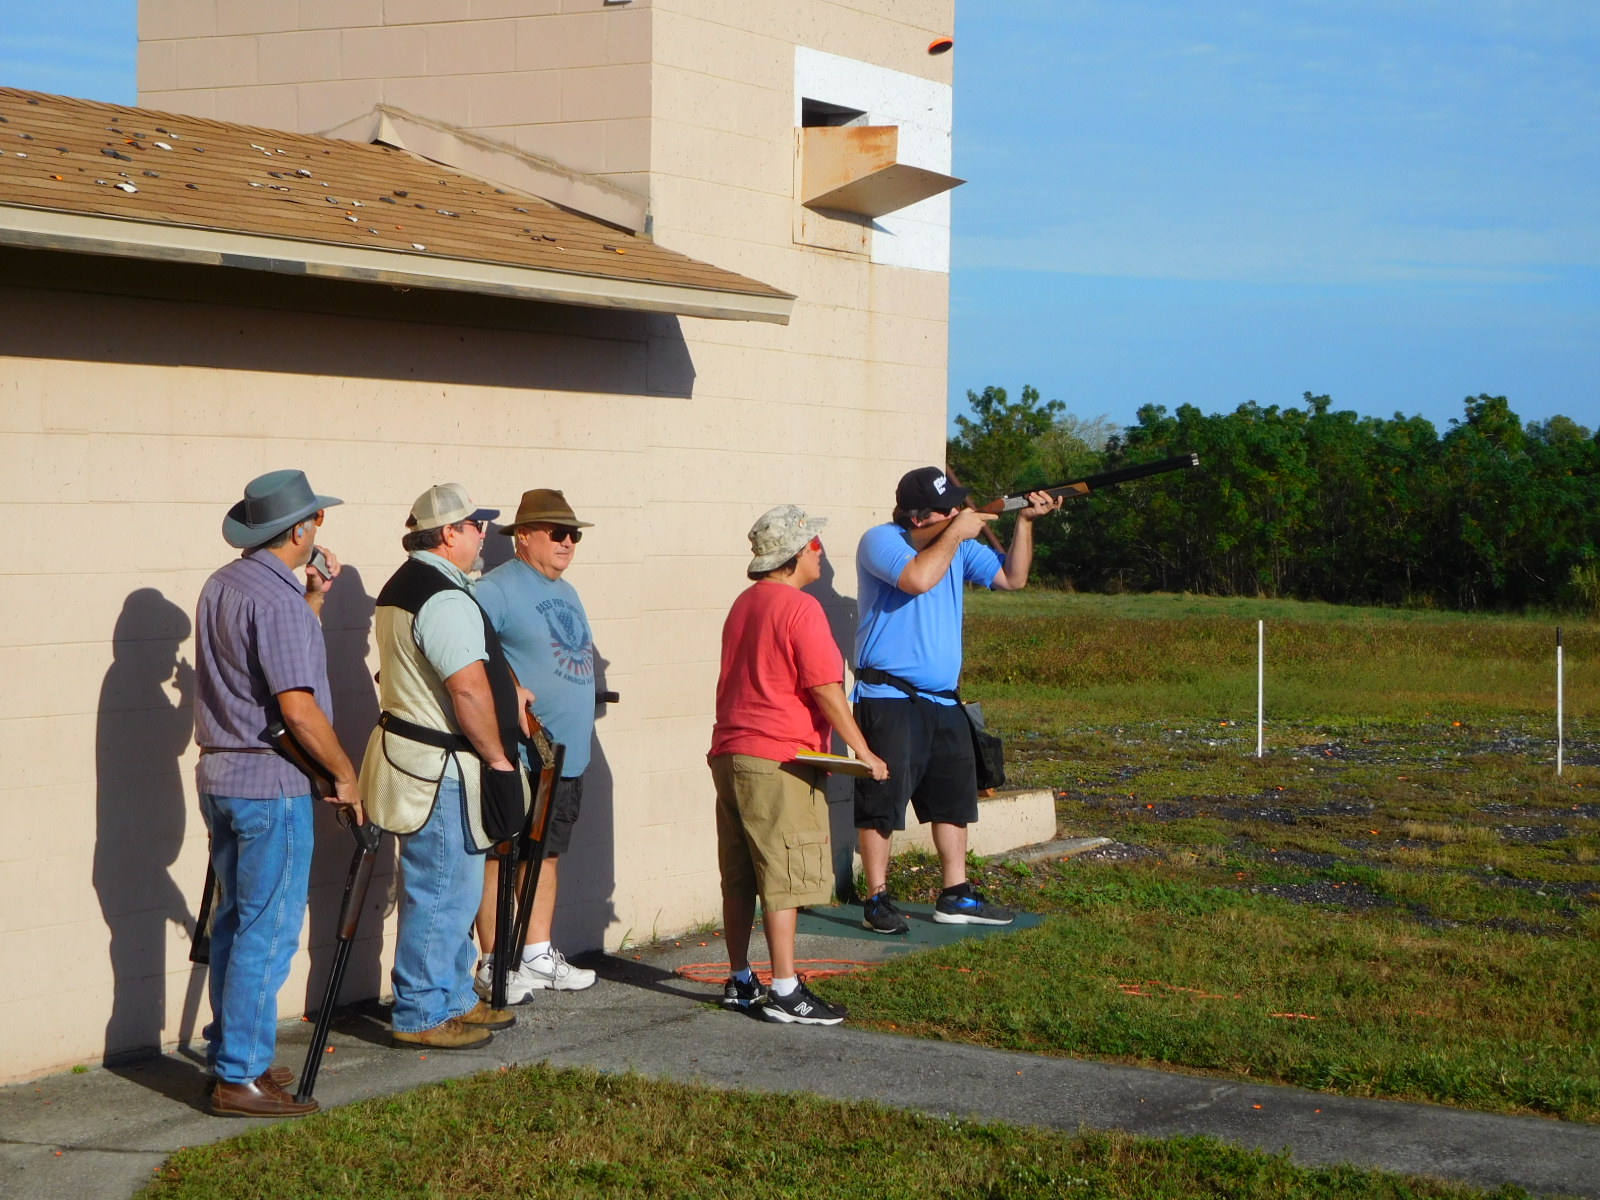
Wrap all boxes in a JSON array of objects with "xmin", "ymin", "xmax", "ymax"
[
  {"xmin": 136, "ymin": 593, "xmax": 1596, "ymax": 1196},
  {"xmin": 822, "ymin": 591, "xmax": 1600, "ymax": 1121},
  {"xmin": 138, "ymin": 1067, "xmax": 1533, "ymax": 1200}
]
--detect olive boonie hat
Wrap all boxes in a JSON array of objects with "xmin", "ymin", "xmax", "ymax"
[
  {"xmin": 222, "ymin": 469, "xmax": 342, "ymax": 549},
  {"xmin": 499, "ymin": 488, "xmax": 594, "ymax": 533},
  {"xmin": 406, "ymin": 482, "xmax": 499, "ymax": 533},
  {"xmin": 747, "ymin": 504, "xmax": 826, "ymax": 573},
  {"xmin": 895, "ymin": 466, "xmax": 969, "ymax": 511}
]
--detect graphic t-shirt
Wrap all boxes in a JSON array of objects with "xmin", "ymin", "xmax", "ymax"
[
  {"xmin": 710, "ymin": 581, "xmax": 844, "ymax": 762},
  {"xmin": 476, "ymin": 558, "xmax": 596, "ymax": 776}
]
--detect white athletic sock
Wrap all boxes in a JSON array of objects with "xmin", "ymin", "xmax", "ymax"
[
  {"xmin": 770, "ymin": 976, "xmax": 799, "ymax": 997},
  {"xmin": 523, "ymin": 941, "xmax": 551, "ymax": 963}
]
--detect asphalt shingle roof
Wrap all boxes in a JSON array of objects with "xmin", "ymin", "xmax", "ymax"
[{"xmin": 0, "ymin": 87, "xmax": 791, "ymax": 314}]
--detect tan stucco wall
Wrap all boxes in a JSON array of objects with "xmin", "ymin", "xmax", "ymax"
[{"xmin": 0, "ymin": 0, "xmax": 957, "ymax": 1083}]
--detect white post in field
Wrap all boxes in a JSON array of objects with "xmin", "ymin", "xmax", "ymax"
[
  {"xmin": 1257, "ymin": 619, "xmax": 1265, "ymax": 759},
  {"xmin": 1557, "ymin": 626, "xmax": 1564, "ymax": 778}
]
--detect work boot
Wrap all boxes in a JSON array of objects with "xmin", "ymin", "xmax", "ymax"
[
  {"xmin": 391, "ymin": 1016, "xmax": 494, "ymax": 1051},
  {"xmin": 211, "ymin": 1072, "xmax": 319, "ymax": 1118},
  {"xmin": 459, "ymin": 1000, "xmax": 517, "ymax": 1030}
]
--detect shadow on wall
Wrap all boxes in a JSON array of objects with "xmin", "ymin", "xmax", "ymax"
[
  {"xmin": 303, "ymin": 564, "xmax": 394, "ymax": 1016},
  {"xmin": 805, "ymin": 555, "xmax": 864, "ymax": 903},
  {"xmin": 553, "ymin": 646, "xmax": 618, "ymax": 952},
  {"xmin": 0, "ymin": 251, "xmax": 697, "ymax": 399},
  {"xmin": 93, "ymin": 588, "xmax": 203, "ymax": 1068}
]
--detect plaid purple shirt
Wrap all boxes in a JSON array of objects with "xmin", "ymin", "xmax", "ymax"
[{"xmin": 193, "ymin": 550, "xmax": 332, "ymax": 799}]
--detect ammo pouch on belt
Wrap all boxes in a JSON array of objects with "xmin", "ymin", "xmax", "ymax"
[
  {"xmin": 856, "ymin": 667, "xmax": 1006, "ymax": 792},
  {"xmin": 377, "ymin": 711, "xmax": 525, "ymax": 841}
]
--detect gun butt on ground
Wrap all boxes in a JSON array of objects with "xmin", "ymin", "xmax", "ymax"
[{"xmin": 978, "ymin": 452, "xmax": 1200, "ymax": 514}]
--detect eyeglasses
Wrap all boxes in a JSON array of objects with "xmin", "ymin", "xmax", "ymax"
[
  {"xmin": 454, "ymin": 519, "xmax": 488, "ymax": 534},
  {"xmin": 532, "ymin": 524, "xmax": 583, "ymax": 544},
  {"xmin": 808, "ymin": 536, "xmax": 823, "ymax": 552}
]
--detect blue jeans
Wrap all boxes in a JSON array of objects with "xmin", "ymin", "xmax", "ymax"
[
  {"xmin": 201, "ymin": 792, "xmax": 314, "ymax": 1084},
  {"xmin": 391, "ymin": 775, "xmax": 485, "ymax": 1032}
]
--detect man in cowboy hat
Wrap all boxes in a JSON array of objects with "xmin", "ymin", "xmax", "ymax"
[
  {"xmin": 193, "ymin": 469, "xmax": 362, "ymax": 1117},
  {"xmin": 360, "ymin": 484, "xmax": 528, "ymax": 1050},
  {"xmin": 709, "ymin": 505, "xmax": 887, "ymax": 1025},
  {"xmin": 473, "ymin": 489, "xmax": 600, "ymax": 998}
]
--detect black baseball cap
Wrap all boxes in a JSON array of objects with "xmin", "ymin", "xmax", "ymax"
[{"xmin": 895, "ymin": 466, "xmax": 970, "ymax": 511}]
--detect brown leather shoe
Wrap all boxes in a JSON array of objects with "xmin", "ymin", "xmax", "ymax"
[
  {"xmin": 459, "ymin": 1000, "xmax": 516, "ymax": 1030},
  {"xmin": 211, "ymin": 1072, "xmax": 319, "ymax": 1118},
  {"xmin": 209, "ymin": 1065, "xmax": 293, "ymax": 1094},
  {"xmin": 391, "ymin": 1016, "xmax": 494, "ymax": 1050}
]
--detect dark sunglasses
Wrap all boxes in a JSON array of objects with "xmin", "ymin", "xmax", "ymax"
[{"xmin": 535, "ymin": 524, "xmax": 583, "ymax": 544}]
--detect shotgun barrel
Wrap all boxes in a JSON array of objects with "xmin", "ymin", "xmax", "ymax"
[{"xmin": 981, "ymin": 452, "xmax": 1200, "ymax": 513}]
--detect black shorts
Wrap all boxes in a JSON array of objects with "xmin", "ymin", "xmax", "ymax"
[
  {"xmin": 852, "ymin": 697, "xmax": 978, "ymax": 833},
  {"xmin": 519, "ymin": 774, "xmax": 583, "ymax": 859}
]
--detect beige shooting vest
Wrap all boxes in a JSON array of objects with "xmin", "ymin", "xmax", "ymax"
[{"xmin": 359, "ymin": 557, "xmax": 529, "ymax": 850}]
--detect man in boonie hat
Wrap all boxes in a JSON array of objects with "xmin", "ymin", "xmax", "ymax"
[
  {"xmin": 194, "ymin": 470, "xmax": 362, "ymax": 1117},
  {"xmin": 708, "ymin": 505, "xmax": 888, "ymax": 1026},
  {"xmin": 473, "ymin": 489, "xmax": 600, "ymax": 1000},
  {"xmin": 359, "ymin": 483, "xmax": 529, "ymax": 1051}
]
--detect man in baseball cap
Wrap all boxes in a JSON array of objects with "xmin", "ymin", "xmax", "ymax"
[
  {"xmin": 849, "ymin": 467, "xmax": 1062, "ymax": 934},
  {"xmin": 360, "ymin": 483, "xmax": 529, "ymax": 1051}
]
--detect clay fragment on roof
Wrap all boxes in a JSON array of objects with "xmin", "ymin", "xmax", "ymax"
[{"xmin": 0, "ymin": 88, "xmax": 793, "ymax": 323}]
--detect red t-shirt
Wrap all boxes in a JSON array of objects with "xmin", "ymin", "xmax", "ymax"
[{"xmin": 710, "ymin": 581, "xmax": 844, "ymax": 761}]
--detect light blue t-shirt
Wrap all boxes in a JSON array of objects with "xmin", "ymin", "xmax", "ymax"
[
  {"xmin": 409, "ymin": 551, "xmax": 487, "ymax": 681},
  {"xmin": 476, "ymin": 558, "xmax": 595, "ymax": 776},
  {"xmin": 853, "ymin": 523, "xmax": 1003, "ymax": 704}
]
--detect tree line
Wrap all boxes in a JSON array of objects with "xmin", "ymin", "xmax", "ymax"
[{"xmin": 947, "ymin": 387, "xmax": 1600, "ymax": 613}]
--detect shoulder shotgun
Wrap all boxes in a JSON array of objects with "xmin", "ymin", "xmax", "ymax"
[
  {"xmin": 974, "ymin": 452, "xmax": 1201, "ymax": 514},
  {"xmin": 907, "ymin": 453, "xmax": 1201, "ymax": 550}
]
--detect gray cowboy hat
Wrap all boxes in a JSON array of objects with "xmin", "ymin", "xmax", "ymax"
[{"xmin": 222, "ymin": 469, "xmax": 342, "ymax": 549}]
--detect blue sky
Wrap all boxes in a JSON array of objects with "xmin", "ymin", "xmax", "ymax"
[{"xmin": 4, "ymin": 2, "xmax": 1596, "ymax": 437}]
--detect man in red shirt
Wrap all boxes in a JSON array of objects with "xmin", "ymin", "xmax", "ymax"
[{"xmin": 710, "ymin": 505, "xmax": 888, "ymax": 1024}]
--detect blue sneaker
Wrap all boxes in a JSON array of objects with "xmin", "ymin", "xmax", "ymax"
[
  {"xmin": 861, "ymin": 892, "xmax": 910, "ymax": 934},
  {"xmin": 934, "ymin": 883, "xmax": 1014, "ymax": 925}
]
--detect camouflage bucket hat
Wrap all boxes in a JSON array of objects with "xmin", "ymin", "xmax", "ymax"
[{"xmin": 747, "ymin": 504, "xmax": 826, "ymax": 573}]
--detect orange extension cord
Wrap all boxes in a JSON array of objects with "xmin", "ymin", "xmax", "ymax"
[{"xmin": 675, "ymin": 959, "xmax": 881, "ymax": 985}]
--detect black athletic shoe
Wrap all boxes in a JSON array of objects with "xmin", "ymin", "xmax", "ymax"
[
  {"xmin": 933, "ymin": 883, "xmax": 1015, "ymax": 925},
  {"xmin": 861, "ymin": 892, "xmax": 910, "ymax": 935},
  {"xmin": 722, "ymin": 973, "xmax": 767, "ymax": 1012},
  {"xmin": 761, "ymin": 982, "xmax": 845, "ymax": 1025}
]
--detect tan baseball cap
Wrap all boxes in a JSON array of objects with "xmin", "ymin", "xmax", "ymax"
[{"xmin": 405, "ymin": 482, "xmax": 499, "ymax": 532}]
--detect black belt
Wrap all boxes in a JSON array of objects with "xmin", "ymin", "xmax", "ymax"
[
  {"xmin": 199, "ymin": 746, "xmax": 275, "ymax": 756},
  {"xmin": 378, "ymin": 710, "xmax": 474, "ymax": 753},
  {"xmin": 855, "ymin": 667, "xmax": 960, "ymax": 703}
]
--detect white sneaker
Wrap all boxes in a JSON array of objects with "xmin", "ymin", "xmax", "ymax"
[
  {"xmin": 519, "ymin": 948, "xmax": 596, "ymax": 991},
  {"xmin": 473, "ymin": 959, "xmax": 537, "ymax": 1006}
]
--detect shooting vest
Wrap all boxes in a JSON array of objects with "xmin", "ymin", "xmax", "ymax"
[{"xmin": 359, "ymin": 555, "xmax": 529, "ymax": 850}]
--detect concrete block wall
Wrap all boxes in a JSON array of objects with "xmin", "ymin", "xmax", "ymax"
[{"xmin": 0, "ymin": 0, "xmax": 959, "ymax": 1083}]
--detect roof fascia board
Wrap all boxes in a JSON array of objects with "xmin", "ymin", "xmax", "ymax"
[
  {"xmin": 0, "ymin": 203, "xmax": 792, "ymax": 325},
  {"xmin": 320, "ymin": 105, "xmax": 649, "ymax": 235}
]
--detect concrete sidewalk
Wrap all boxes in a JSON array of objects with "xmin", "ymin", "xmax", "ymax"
[{"xmin": 4, "ymin": 915, "xmax": 1597, "ymax": 1200}]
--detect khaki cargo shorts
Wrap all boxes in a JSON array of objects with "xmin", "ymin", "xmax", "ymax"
[{"xmin": 710, "ymin": 753, "xmax": 832, "ymax": 912}]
